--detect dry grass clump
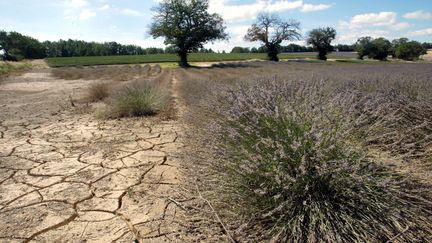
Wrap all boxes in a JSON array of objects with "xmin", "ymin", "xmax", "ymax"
[
  {"xmin": 51, "ymin": 64, "xmax": 157, "ymax": 81},
  {"xmin": 0, "ymin": 62, "xmax": 31, "ymax": 81},
  {"xmin": 86, "ymin": 83, "xmax": 110, "ymax": 102},
  {"xmin": 109, "ymin": 80, "xmax": 168, "ymax": 118},
  {"xmin": 58, "ymin": 65, "xmax": 173, "ymax": 119}
]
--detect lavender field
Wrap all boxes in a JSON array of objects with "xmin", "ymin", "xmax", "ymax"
[{"xmin": 178, "ymin": 61, "xmax": 432, "ymax": 242}]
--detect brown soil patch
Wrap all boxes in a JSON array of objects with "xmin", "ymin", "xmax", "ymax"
[{"xmin": 0, "ymin": 67, "xmax": 203, "ymax": 241}]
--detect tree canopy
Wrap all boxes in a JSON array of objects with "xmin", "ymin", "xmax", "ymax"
[
  {"xmin": 245, "ymin": 13, "xmax": 301, "ymax": 61},
  {"xmin": 369, "ymin": 38, "xmax": 392, "ymax": 61},
  {"xmin": 306, "ymin": 27, "xmax": 336, "ymax": 60},
  {"xmin": 395, "ymin": 41, "xmax": 427, "ymax": 61},
  {"xmin": 150, "ymin": 0, "xmax": 228, "ymax": 67},
  {"xmin": 231, "ymin": 46, "xmax": 250, "ymax": 53},
  {"xmin": 355, "ymin": 37, "xmax": 373, "ymax": 60},
  {"xmin": 0, "ymin": 30, "xmax": 46, "ymax": 60}
]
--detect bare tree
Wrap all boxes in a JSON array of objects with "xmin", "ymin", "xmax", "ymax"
[{"xmin": 245, "ymin": 13, "xmax": 301, "ymax": 61}]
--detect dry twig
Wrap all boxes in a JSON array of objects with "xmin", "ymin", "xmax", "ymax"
[{"xmin": 195, "ymin": 183, "xmax": 236, "ymax": 243}]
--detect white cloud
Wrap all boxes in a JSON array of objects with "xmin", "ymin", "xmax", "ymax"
[
  {"xmin": 100, "ymin": 4, "xmax": 110, "ymax": 11},
  {"xmin": 390, "ymin": 22, "xmax": 411, "ymax": 30},
  {"xmin": 336, "ymin": 29, "xmax": 390, "ymax": 44},
  {"xmin": 408, "ymin": 28, "xmax": 432, "ymax": 36},
  {"xmin": 339, "ymin": 12, "xmax": 409, "ymax": 31},
  {"xmin": 263, "ymin": 0, "xmax": 304, "ymax": 13},
  {"xmin": 301, "ymin": 3, "xmax": 333, "ymax": 13},
  {"xmin": 65, "ymin": 0, "xmax": 88, "ymax": 8},
  {"xmin": 79, "ymin": 9, "xmax": 96, "ymax": 20},
  {"xmin": 347, "ymin": 12, "xmax": 396, "ymax": 27},
  {"xmin": 121, "ymin": 9, "xmax": 142, "ymax": 16},
  {"xmin": 64, "ymin": 0, "xmax": 93, "ymax": 20},
  {"xmin": 63, "ymin": 9, "xmax": 75, "ymax": 20},
  {"xmin": 209, "ymin": 0, "xmax": 332, "ymax": 21},
  {"xmin": 404, "ymin": 10, "xmax": 432, "ymax": 20}
]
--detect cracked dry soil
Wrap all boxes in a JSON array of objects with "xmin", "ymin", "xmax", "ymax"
[{"xmin": 0, "ymin": 68, "xmax": 194, "ymax": 242}]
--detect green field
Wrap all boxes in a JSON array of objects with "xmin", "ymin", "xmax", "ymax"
[{"xmin": 45, "ymin": 52, "xmax": 358, "ymax": 67}]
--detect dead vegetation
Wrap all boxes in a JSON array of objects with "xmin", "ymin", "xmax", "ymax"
[
  {"xmin": 51, "ymin": 64, "xmax": 159, "ymax": 81},
  {"xmin": 51, "ymin": 64, "xmax": 174, "ymax": 120},
  {"xmin": 0, "ymin": 62, "xmax": 32, "ymax": 81},
  {"xmin": 109, "ymin": 80, "xmax": 169, "ymax": 118},
  {"xmin": 86, "ymin": 82, "xmax": 110, "ymax": 102}
]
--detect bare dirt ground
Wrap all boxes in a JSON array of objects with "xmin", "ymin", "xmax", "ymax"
[
  {"xmin": 0, "ymin": 65, "xmax": 201, "ymax": 242},
  {"xmin": 423, "ymin": 49, "xmax": 432, "ymax": 62}
]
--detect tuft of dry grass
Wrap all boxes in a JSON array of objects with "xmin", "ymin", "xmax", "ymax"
[
  {"xmin": 51, "ymin": 64, "xmax": 159, "ymax": 82},
  {"xmin": 0, "ymin": 62, "xmax": 31, "ymax": 81},
  {"xmin": 108, "ymin": 80, "xmax": 169, "ymax": 118},
  {"xmin": 86, "ymin": 83, "xmax": 110, "ymax": 102}
]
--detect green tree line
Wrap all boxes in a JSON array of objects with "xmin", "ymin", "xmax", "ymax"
[
  {"xmin": 355, "ymin": 36, "xmax": 428, "ymax": 61},
  {"xmin": 1, "ymin": 29, "xmax": 430, "ymax": 62},
  {"xmin": 0, "ymin": 30, "xmax": 161, "ymax": 60},
  {"xmin": 0, "ymin": 30, "xmax": 219, "ymax": 61},
  {"xmin": 231, "ymin": 44, "xmax": 355, "ymax": 54}
]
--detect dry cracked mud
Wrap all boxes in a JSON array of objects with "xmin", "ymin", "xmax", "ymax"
[{"xmin": 0, "ymin": 67, "xmax": 198, "ymax": 242}]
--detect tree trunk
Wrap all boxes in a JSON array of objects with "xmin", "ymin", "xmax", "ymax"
[
  {"xmin": 178, "ymin": 51, "xmax": 190, "ymax": 68},
  {"xmin": 267, "ymin": 44, "xmax": 279, "ymax": 62},
  {"xmin": 318, "ymin": 50, "xmax": 327, "ymax": 60}
]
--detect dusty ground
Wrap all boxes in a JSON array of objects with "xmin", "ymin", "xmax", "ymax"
[
  {"xmin": 0, "ymin": 65, "xmax": 200, "ymax": 242},
  {"xmin": 422, "ymin": 49, "xmax": 432, "ymax": 62}
]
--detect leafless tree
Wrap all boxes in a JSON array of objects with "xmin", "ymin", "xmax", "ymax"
[{"xmin": 245, "ymin": 13, "xmax": 301, "ymax": 61}]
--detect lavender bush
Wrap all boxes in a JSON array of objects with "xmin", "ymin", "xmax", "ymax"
[{"xmin": 205, "ymin": 77, "xmax": 432, "ymax": 242}]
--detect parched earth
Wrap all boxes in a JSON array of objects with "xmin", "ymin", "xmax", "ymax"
[{"xmin": 0, "ymin": 67, "xmax": 202, "ymax": 242}]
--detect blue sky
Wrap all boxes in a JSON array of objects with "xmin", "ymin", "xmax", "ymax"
[{"xmin": 1, "ymin": 0, "xmax": 431, "ymax": 51}]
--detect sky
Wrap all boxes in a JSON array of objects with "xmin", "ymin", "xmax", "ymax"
[{"xmin": 1, "ymin": 0, "xmax": 431, "ymax": 52}]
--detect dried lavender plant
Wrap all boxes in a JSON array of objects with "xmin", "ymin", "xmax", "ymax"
[{"xmin": 202, "ymin": 78, "xmax": 431, "ymax": 242}]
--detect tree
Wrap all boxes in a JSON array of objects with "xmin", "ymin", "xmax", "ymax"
[
  {"xmin": 281, "ymin": 44, "xmax": 313, "ymax": 53},
  {"xmin": 335, "ymin": 44, "xmax": 355, "ymax": 52},
  {"xmin": 306, "ymin": 27, "xmax": 336, "ymax": 60},
  {"xmin": 150, "ymin": 0, "xmax": 227, "ymax": 67},
  {"xmin": 355, "ymin": 37, "xmax": 373, "ymax": 60},
  {"xmin": 422, "ymin": 42, "xmax": 432, "ymax": 49},
  {"xmin": 231, "ymin": 46, "xmax": 250, "ymax": 53},
  {"xmin": 245, "ymin": 13, "xmax": 301, "ymax": 61},
  {"xmin": 250, "ymin": 47, "xmax": 259, "ymax": 53},
  {"xmin": 0, "ymin": 30, "xmax": 46, "ymax": 60},
  {"xmin": 395, "ymin": 41, "xmax": 426, "ymax": 61},
  {"xmin": 369, "ymin": 37, "xmax": 391, "ymax": 61},
  {"xmin": 390, "ymin": 38, "xmax": 408, "ymax": 58}
]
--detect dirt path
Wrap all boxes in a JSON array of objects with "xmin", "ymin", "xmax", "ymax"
[{"xmin": 0, "ymin": 69, "xmax": 192, "ymax": 241}]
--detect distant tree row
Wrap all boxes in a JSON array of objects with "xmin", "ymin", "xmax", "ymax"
[
  {"xmin": 43, "ymin": 40, "xmax": 148, "ymax": 57},
  {"xmin": 355, "ymin": 37, "xmax": 427, "ymax": 61},
  {"xmin": 231, "ymin": 43, "xmax": 355, "ymax": 54},
  {"xmin": 0, "ymin": 29, "xmax": 221, "ymax": 62}
]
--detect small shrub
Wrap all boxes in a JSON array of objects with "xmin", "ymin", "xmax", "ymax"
[
  {"xmin": 206, "ymin": 78, "xmax": 432, "ymax": 242},
  {"xmin": 87, "ymin": 83, "xmax": 110, "ymax": 102},
  {"xmin": 94, "ymin": 107, "xmax": 106, "ymax": 120},
  {"xmin": 110, "ymin": 81, "xmax": 167, "ymax": 117}
]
